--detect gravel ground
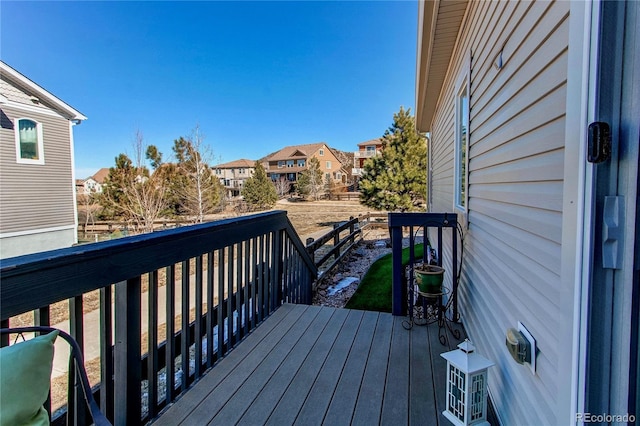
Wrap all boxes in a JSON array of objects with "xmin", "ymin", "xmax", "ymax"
[{"xmin": 313, "ymin": 228, "xmax": 424, "ymax": 309}]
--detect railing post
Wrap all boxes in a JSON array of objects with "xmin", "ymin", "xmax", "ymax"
[
  {"xmin": 390, "ymin": 217, "xmax": 406, "ymax": 316},
  {"xmin": 114, "ymin": 278, "xmax": 142, "ymax": 425}
]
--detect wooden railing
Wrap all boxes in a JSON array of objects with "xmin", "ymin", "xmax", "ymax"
[
  {"xmin": 0, "ymin": 211, "xmax": 317, "ymax": 425},
  {"xmin": 304, "ymin": 212, "xmax": 389, "ymax": 280},
  {"xmin": 388, "ymin": 212, "xmax": 459, "ymax": 318}
]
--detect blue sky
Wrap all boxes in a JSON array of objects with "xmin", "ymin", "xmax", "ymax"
[{"xmin": 2, "ymin": 1, "xmax": 418, "ymax": 179}]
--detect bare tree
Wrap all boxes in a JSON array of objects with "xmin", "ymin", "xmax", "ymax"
[
  {"xmin": 77, "ymin": 187, "xmax": 99, "ymax": 231},
  {"xmin": 101, "ymin": 130, "xmax": 167, "ymax": 233},
  {"xmin": 274, "ymin": 177, "xmax": 291, "ymax": 198},
  {"xmin": 173, "ymin": 125, "xmax": 224, "ymax": 223}
]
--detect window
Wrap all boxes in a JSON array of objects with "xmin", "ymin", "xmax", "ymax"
[
  {"xmin": 239, "ymin": 168, "xmax": 245, "ymax": 174},
  {"xmin": 286, "ymin": 160, "xmax": 294, "ymax": 168},
  {"xmin": 326, "ymin": 161, "xmax": 332, "ymax": 169},
  {"xmin": 278, "ymin": 161, "xmax": 285, "ymax": 168},
  {"xmin": 297, "ymin": 159, "xmax": 306, "ymax": 167},
  {"xmin": 319, "ymin": 149, "xmax": 324, "ymax": 156},
  {"xmin": 15, "ymin": 118, "xmax": 44, "ymax": 164},
  {"xmin": 366, "ymin": 146, "xmax": 376, "ymax": 155},
  {"xmin": 454, "ymin": 81, "xmax": 469, "ymax": 210}
]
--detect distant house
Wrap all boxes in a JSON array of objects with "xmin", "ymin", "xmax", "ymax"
[
  {"xmin": 212, "ymin": 159, "xmax": 255, "ymax": 197},
  {"xmin": 416, "ymin": 1, "xmax": 638, "ymax": 425},
  {"xmin": 76, "ymin": 169, "xmax": 108, "ymax": 195},
  {"xmin": 262, "ymin": 142, "xmax": 344, "ymax": 185},
  {"xmin": 352, "ymin": 138, "xmax": 383, "ymax": 177},
  {"xmin": 0, "ymin": 61, "xmax": 87, "ymax": 258}
]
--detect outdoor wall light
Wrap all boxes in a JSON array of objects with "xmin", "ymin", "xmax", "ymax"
[
  {"xmin": 505, "ymin": 321, "xmax": 536, "ymax": 374},
  {"xmin": 441, "ymin": 340, "xmax": 494, "ymax": 426}
]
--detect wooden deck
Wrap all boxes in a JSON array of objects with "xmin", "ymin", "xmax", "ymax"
[{"xmin": 153, "ymin": 303, "xmax": 464, "ymax": 426}]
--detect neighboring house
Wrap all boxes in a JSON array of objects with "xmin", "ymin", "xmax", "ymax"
[
  {"xmin": 416, "ymin": 1, "xmax": 638, "ymax": 425},
  {"xmin": 90, "ymin": 167, "xmax": 109, "ymax": 193},
  {"xmin": 212, "ymin": 159, "xmax": 255, "ymax": 197},
  {"xmin": 352, "ymin": 138, "xmax": 383, "ymax": 177},
  {"xmin": 262, "ymin": 142, "xmax": 344, "ymax": 184},
  {"xmin": 76, "ymin": 174, "xmax": 104, "ymax": 195},
  {"xmin": 0, "ymin": 61, "xmax": 87, "ymax": 259}
]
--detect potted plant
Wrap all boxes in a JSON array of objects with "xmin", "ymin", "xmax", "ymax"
[{"xmin": 414, "ymin": 264, "xmax": 445, "ymax": 295}]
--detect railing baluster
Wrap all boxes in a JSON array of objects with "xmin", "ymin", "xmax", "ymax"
[
  {"xmin": 34, "ymin": 307, "xmax": 52, "ymax": 421},
  {"xmin": 69, "ymin": 295, "xmax": 86, "ymax": 426},
  {"xmin": 180, "ymin": 260, "xmax": 189, "ymax": 391},
  {"xmin": 100, "ymin": 286, "xmax": 114, "ymax": 421},
  {"xmin": 195, "ymin": 256, "xmax": 203, "ymax": 378},
  {"xmin": 266, "ymin": 232, "xmax": 273, "ymax": 314},
  {"xmin": 243, "ymin": 240, "xmax": 250, "ymax": 337},
  {"xmin": 236, "ymin": 242, "xmax": 243, "ymax": 341},
  {"xmin": 217, "ymin": 249, "xmax": 224, "ymax": 359},
  {"xmin": 251, "ymin": 237, "xmax": 258, "ymax": 329},
  {"xmin": 257, "ymin": 235, "xmax": 264, "ymax": 323},
  {"xmin": 165, "ymin": 265, "xmax": 176, "ymax": 405},
  {"xmin": 275, "ymin": 230, "xmax": 283, "ymax": 308},
  {"xmin": 147, "ymin": 270, "xmax": 159, "ymax": 419},
  {"xmin": 206, "ymin": 253, "xmax": 214, "ymax": 369},
  {"xmin": 114, "ymin": 277, "xmax": 142, "ymax": 425},
  {"xmin": 226, "ymin": 245, "xmax": 233, "ymax": 348}
]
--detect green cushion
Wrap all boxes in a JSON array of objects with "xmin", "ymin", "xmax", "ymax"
[{"xmin": 0, "ymin": 330, "xmax": 58, "ymax": 426}]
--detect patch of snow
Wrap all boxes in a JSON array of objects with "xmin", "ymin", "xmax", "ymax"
[{"xmin": 327, "ymin": 277, "xmax": 359, "ymax": 296}]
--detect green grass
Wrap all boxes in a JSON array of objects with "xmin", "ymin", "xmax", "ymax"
[{"xmin": 345, "ymin": 243, "xmax": 424, "ymax": 312}]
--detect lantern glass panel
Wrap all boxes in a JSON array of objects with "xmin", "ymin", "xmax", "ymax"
[
  {"xmin": 448, "ymin": 364, "xmax": 466, "ymax": 421},
  {"xmin": 471, "ymin": 373, "xmax": 485, "ymax": 421}
]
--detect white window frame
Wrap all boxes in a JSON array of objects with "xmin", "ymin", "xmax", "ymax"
[
  {"xmin": 326, "ymin": 161, "xmax": 332, "ymax": 169},
  {"xmin": 454, "ymin": 76, "xmax": 469, "ymax": 212},
  {"xmin": 15, "ymin": 118, "xmax": 44, "ymax": 164},
  {"xmin": 286, "ymin": 160, "xmax": 294, "ymax": 168},
  {"xmin": 298, "ymin": 159, "xmax": 306, "ymax": 167},
  {"xmin": 278, "ymin": 161, "xmax": 285, "ymax": 168},
  {"xmin": 319, "ymin": 149, "xmax": 325, "ymax": 156}
]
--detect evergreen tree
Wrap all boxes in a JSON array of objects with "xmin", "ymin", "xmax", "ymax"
[
  {"xmin": 242, "ymin": 161, "xmax": 277, "ymax": 210},
  {"xmin": 297, "ymin": 157, "xmax": 324, "ymax": 200},
  {"xmin": 359, "ymin": 107, "xmax": 427, "ymax": 211}
]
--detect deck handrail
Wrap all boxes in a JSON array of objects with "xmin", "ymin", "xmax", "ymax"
[{"xmin": 0, "ymin": 210, "xmax": 317, "ymax": 424}]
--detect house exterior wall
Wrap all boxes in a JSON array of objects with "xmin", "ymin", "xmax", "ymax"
[
  {"xmin": 425, "ymin": 1, "xmax": 573, "ymax": 424},
  {"xmin": 0, "ymin": 101, "xmax": 77, "ymax": 258}
]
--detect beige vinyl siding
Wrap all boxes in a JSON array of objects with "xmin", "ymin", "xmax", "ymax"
[
  {"xmin": 428, "ymin": 1, "xmax": 569, "ymax": 424},
  {"xmin": 1, "ymin": 105, "xmax": 76, "ymax": 234}
]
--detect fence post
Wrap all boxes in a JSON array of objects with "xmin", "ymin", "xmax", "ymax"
[
  {"xmin": 333, "ymin": 223, "xmax": 340, "ymax": 260},
  {"xmin": 114, "ymin": 278, "xmax": 142, "ymax": 425},
  {"xmin": 349, "ymin": 216, "xmax": 355, "ymax": 245}
]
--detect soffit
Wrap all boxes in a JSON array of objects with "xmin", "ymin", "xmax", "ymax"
[{"xmin": 415, "ymin": 0, "xmax": 468, "ymax": 132}]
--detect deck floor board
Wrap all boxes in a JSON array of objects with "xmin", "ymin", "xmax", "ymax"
[{"xmin": 154, "ymin": 304, "xmax": 464, "ymax": 426}]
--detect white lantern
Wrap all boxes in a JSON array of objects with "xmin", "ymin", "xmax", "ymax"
[{"xmin": 441, "ymin": 340, "xmax": 494, "ymax": 426}]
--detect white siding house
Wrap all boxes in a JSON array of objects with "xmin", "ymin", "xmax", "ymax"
[
  {"xmin": 416, "ymin": 1, "xmax": 638, "ymax": 425},
  {"xmin": 0, "ymin": 61, "xmax": 86, "ymax": 258}
]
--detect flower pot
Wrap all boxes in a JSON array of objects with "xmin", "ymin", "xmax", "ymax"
[{"xmin": 414, "ymin": 265, "xmax": 445, "ymax": 294}]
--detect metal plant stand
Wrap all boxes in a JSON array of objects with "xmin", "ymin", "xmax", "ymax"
[{"xmin": 403, "ymin": 279, "xmax": 461, "ymax": 346}]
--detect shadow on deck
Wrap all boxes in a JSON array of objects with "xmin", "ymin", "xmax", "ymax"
[{"xmin": 153, "ymin": 304, "xmax": 465, "ymax": 425}]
